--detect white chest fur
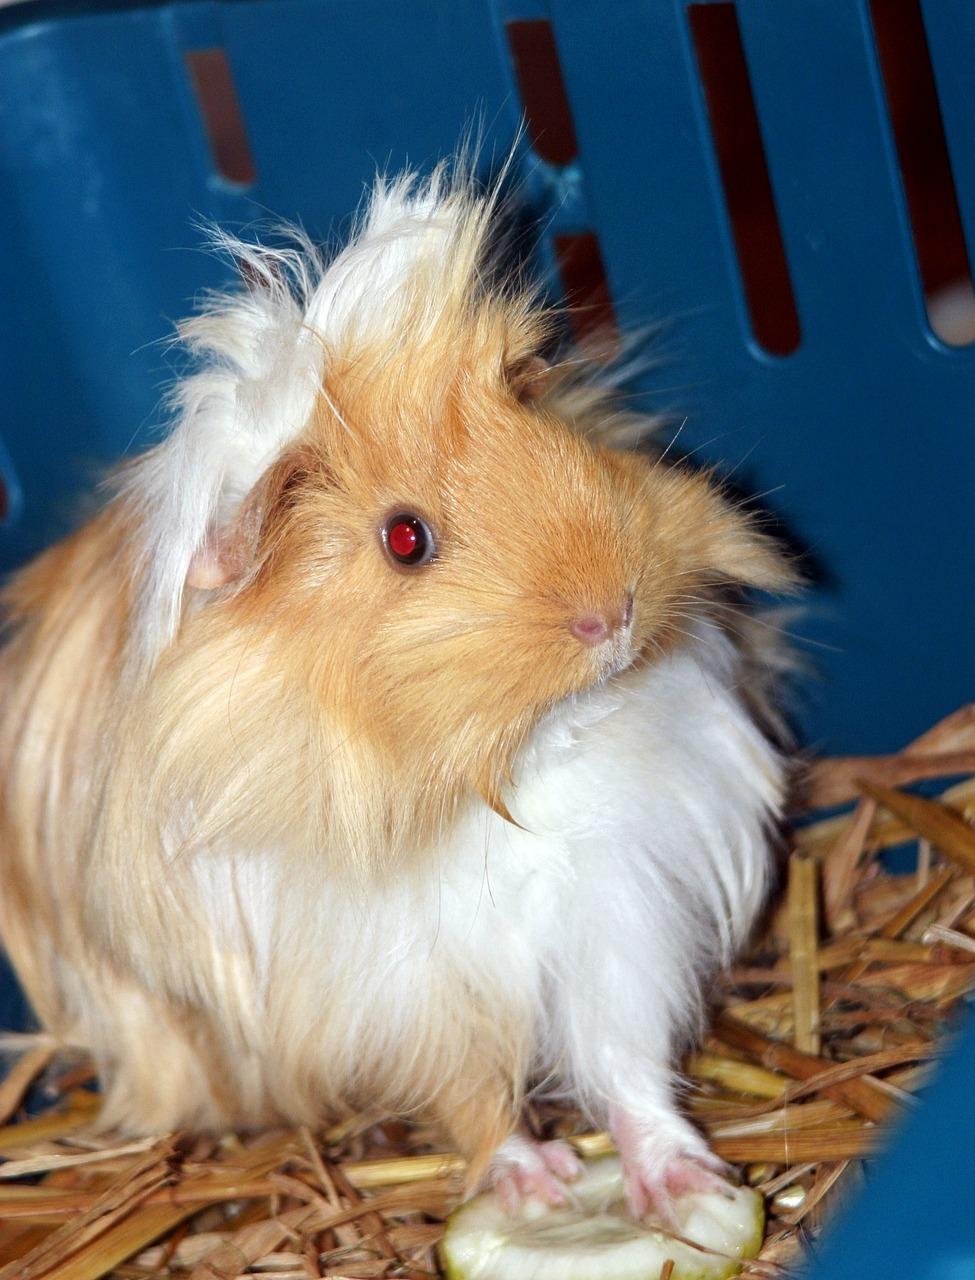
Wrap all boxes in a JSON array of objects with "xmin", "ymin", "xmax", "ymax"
[{"xmin": 193, "ymin": 620, "xmax": 783, "ymax": 1118}]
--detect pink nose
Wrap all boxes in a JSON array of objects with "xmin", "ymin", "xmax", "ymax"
[
  {"xmin": 569, "ymin": 593, "xmax": 634, "ymax": 647},
  {"xmin": 569, "ymin": 615, "xmax": 611, "ymax": 646}
]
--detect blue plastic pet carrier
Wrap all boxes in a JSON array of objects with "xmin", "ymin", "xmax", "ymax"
[{"xmin": 1, "ymin": 1, "xmax": 973, "ymax": 1275}]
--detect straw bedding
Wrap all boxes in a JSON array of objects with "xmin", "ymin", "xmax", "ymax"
[{"xmin": 1, "ymin": 704, "xmax": 973, "ymax": 1279}]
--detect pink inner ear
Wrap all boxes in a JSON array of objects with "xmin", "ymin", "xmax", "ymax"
[
  {"xmin": 512, "ymin": 355, "xmax": 550, "ymax": 402},
  {"xmin": 186, "ymin": 544, "xmax": 231, "ymax": 590}
]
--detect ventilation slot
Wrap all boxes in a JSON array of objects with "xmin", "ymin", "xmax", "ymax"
[
  {"xmin": 506, "ymin": 21, "xmax": 615, "ymax": 352},
  {"xmin": 688, "ymin": 3, "xmax": 800, "ymax": 356},
  {"xmin": 870, "ymin": 0, "xmax": 975, "ymax": 346},
  {"xmin": 554, "ymin": 232, "xmax": 618, "ymax": 350},
  {"xmin": 505, "ymin": 19, "xmax": 578, "ymax": 167},
  {"xmin": 185, "ymin": 49, "xmax": 256, "ymax": 187}
]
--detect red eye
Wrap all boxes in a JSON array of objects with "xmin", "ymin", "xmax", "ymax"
[{"xmin": 381, "ymin": 512, "xmax": 435, "ymax": 568}]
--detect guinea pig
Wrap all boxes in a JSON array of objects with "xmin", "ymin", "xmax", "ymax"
[{"xmin": 0, "ymin": 165, "xmax": 795, "ymax": 1218}]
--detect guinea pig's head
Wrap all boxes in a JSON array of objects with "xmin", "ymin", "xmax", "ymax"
[{"xmin": 134, "ymin": 171, "xmax": 793, "ymax": 845}]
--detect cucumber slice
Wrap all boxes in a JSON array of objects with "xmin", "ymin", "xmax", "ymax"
[{"xmin": 441, "ymin": 1156, "xmax": 764, "ymax": 1280}]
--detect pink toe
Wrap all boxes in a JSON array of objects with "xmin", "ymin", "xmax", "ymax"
[
  {"xmin": 663, "ymin": 1155, "xmax": 733, "ymax": 1199},
  {"xmin": 541, "ymin": 1180, "xmax": 567, "ymax": 1206},
  {"xmin": 624, "ymin": 1174, "xmax": 650, "ymax": 1221},
  {"xmin": 541, "ymin": 1141, "xmax": 583, "ymax": 1180},
  {"xmin": 622, "ymin": 1153, "xmax": 737, "ymax": 1225},
  {"xmin": 490, "ymin": 1136, "xmax": 584, "ymax": 1211},
  {"xmin": 664, "ymin": 1163, "xmax": 710, "ymax": 1198},
  {"xmin": 495, "ymin": 1176, "xmax": 520, "ymax": 1213},
  {"xmin": 521, "ymin": 1166, "xmax": 567, "ymax": 1206}
]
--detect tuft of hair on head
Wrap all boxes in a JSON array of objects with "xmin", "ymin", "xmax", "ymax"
[
  {"xmin": 529, "ymin": 325, "xmax": 671, "ymax": 453},
  {"xmin": 118, "ymin": 158, "xmax": 545, "ymax": 672}
]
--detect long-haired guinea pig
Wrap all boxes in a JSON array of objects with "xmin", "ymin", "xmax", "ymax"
[{"xmin": 0, "ymin": 165, "xmax": 796, "ymax": 1217}]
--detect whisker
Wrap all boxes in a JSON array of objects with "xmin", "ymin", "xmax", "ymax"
[{"xmin": 657, "ymin": 416, "xmax": 688, "ymax": 465}]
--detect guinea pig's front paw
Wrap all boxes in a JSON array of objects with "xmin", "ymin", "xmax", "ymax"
[
  {"xmin": 489, "ymin": 1133, "xmax": 583, "ymax": 1212},
  {"xmin": 609, "ymin": 1106, "xmax": 734, "ymax": 1226},
  {"xmin": 622, "ymin": 1148, "xmax": 735, "ymax": 1227}
]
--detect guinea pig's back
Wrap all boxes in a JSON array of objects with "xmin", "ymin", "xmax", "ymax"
[{"xmin": 0, "ymin": 508, "xmax": 132, "ymax": 1031}]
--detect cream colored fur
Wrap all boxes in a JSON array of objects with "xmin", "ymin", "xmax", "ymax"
[{"xmin": 0, "ymin": 169, "xmax": 793, "ymax": 1201}]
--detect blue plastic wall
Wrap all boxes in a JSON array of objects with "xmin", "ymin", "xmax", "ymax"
[
  {"xmin": 802, "ymin": 1003, "xmax": 975, "ymax": 1280},
  {"xmin": 0, "ymin": 0, "xmax": 973, "ymax": 756},
  {"xmin": 0, "ymin": 2, "xmax": 973, "ymax": 1276}
]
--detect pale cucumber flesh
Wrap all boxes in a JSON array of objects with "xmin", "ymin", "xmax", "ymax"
[{"xmin": 441, "ymin": 1156, "xmax": 765, "ymax": 1280}]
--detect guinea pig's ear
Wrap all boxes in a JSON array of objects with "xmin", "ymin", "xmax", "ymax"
[
  {"xmin": 186, "ymin": 448, "xmax": 315, "ymax": 591},
  {"xmin": 675, "ymin": 472, "xmax": 800, "ymax": 593},
  {"xmin": 705, "ymin": 519, "xmax": 798, "ymax": 592},
  {"xmin": 506, "ymin": 354, "xmax": 551, "ymax": 403},
  {"xmin": 700, "ymin": 496, "xmax": 799, "ymax": 592}
]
